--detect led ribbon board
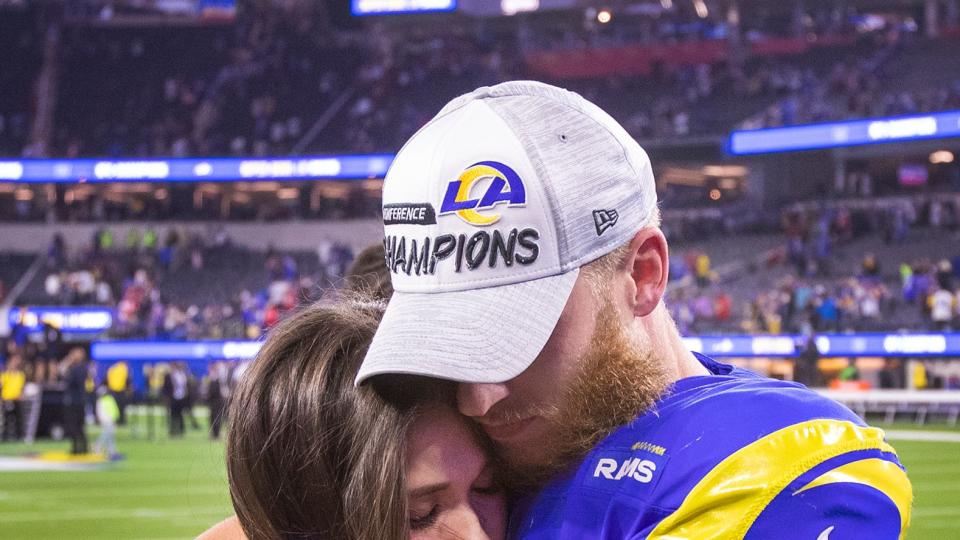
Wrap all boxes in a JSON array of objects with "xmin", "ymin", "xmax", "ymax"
[
  {"xmin": 90, "ymin": 333, "xmax": 960, "ymax": 362},
  {"xmin": 351, "ymin": 0, "xmax": 456, "ymax": 15},
  {"xmin": 6, "ymin": 307, "xmax": 114, "ymax": 334},
  {"xmin": 91, "ymin": 340, "xmax": 263, "ymax": 361},
  {"xmin": 684, "ymin": 333, "xmax": 960, "ymax": 357},
  {"xmin": 728, "ymin": 110, "xmax": 960, "ymax": 155},
  {"xmin": 0, "ymin": 155, "xmax": 394, "ymax": 183}
]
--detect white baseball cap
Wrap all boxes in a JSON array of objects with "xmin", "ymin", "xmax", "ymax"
[{"xmin": 356, "ymin": 81, "xmax": 658, "ymax": 385}]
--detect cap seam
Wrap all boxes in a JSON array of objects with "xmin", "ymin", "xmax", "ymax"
[
  {"xmin": 483, "ymin": 97, "xmax": 570, "ymax": 267},
  {"xmin": 484, "ymin": 89, "xmax": 652, "ymax": 268},
  {"xmin": 388, "ymin": 89, "xmax": 486, "ymax": 165},
  {"xmin": 488, "ymin": 87, "xmax": 647, "ymax": 193},
  {"xmin": 425, "ymin": 97, "xmax": 477, "ymax": 219}
]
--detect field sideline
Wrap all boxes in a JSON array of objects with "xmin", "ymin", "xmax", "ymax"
[{"xmin": 0, "ymin": 416, "xmax": 957, "ymax": 539}]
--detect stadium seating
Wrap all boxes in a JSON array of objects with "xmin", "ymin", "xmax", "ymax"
[
  {"xmin": 4, "ymin": 5, "xmax": 958, "ymax": 158},
  {"xmin": 0, "ymin": 8, "xmax": 40, "ymax": 156}
]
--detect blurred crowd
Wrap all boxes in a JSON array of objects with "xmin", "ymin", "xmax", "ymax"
[
  {"xmin": 523, "ymin": 2, "xmax": 865, "ymax": 52},
  {"xmin": 34, "ymin": 228, "xmax": 354, "ymax": 340},
  {"xmin": 0, "ymin": 337, "xmax": 251, "ymax": 447},
  {"xmin": 11, "ymin": 193, "xmax": 960, "ymax": 342},
  {"xmin": 669, "ymin": 194, "xmax": 960, "ymax": 334},
  {"xmin": 671, "ymin": 252, "xmax": 960, "ymax": 336},
  {"xmin": 742, "ymin": 255, "xmax": 959, "ymax": 335},
  {"xmin": 49, "ymin": 7, "xmax": 362, "ymax": 159},
  {"xmin": 2, "ymin": 3, "xmax": 959, "ymax": 159},
  {"xmin": 745, "ymin": 69, "xmax": 960, "ymax": 131}
]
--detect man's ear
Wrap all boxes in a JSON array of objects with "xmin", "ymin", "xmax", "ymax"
[{"xmin": 624, "ymin": 228, "xmax": 669, "ymax": 317}]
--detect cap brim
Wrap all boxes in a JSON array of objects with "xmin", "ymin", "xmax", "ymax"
[{"xmin": 356, "ymin": 269, "xmax": 579, "ymax": 385}]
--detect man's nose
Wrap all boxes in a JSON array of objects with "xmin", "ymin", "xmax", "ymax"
[{"xmin": 457, "ymin": 383, "xmax": 509, "ymax": 418}]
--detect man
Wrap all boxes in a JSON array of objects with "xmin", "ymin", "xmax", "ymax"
[
  {"xmin": 929, "ymin": 286, "xmax": 955, "ymax": 331},
  {"xmin": 204, "ymin": 361, "xmax": 229, "ymax": 440},
  {"xmin": 795, "ymin": 333, "xmax": 821, "ymax": 388},
  {"xmin": 106, "ymin": 360, "xmax": 129, "ymax": 426},
  {"xmin": 1, "ymin": 354, "xmax": 26, "ymax": 441},
  {"xmin": 62, "ymin": 348, "xmax": 89, "ymax": 454},
  {"xmin": 93, "ymin": 385, "xmax": 120, "ymax": 457},
  {"xmin": 358, "ymin": 81, "xmax": 912, "ymax": 538},
  {"xmin": 162, "ymin": 361, "xmax": 189, "ymax": 438}
]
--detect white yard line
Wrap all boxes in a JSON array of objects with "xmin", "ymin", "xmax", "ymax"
[
  {"xmin": 911, "ymin": 507, "xmax": 960, "ymax": 518},
  {"xmin": 910, "ymin": 482, "xmax": 960, "ymax": 492},
  {"xmin": 884, "ymin": 430, "xmax": 960, "ymax": 443},
  {"xmin": 3, "ymin": 485, "xmax": 227, "ymax": 499},
  {"xmin": 0, "ymin": 457, "xmax": 106, "ymax": 472},
  {"xmin": 0, "ymin": 506, "xmax": 230, "ymax": 523}
]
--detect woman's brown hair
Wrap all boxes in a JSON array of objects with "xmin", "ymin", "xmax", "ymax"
[{"xmin": 226, "ymin": 296, "xmax": 409, "ymax": 540}]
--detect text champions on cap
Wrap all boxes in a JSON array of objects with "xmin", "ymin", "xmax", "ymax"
[
  {"xmin": 383, "ymin": 160, "xmax": 541, "ymax": 277},
  {"xmin": 385, "ymin": 227, "xmax": 540, "ymax": 277}
]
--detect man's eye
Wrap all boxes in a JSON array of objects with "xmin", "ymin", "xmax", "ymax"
[{"xmin": 410, "ymin": 505, "xmax": 440, "ymax": 530}]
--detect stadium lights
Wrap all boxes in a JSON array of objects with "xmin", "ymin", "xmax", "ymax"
[
  {"xmin": 693, "ymin": 0, "xmax": 708, "ymax": 18},
  {"xmin": 930, "ymin": 150, "xmax": 955, "ymax": 164},
  {"xmin": 660, "ymin": 0, "xmax": 672, "ymax": 9},
  {"xmin": 501, "ymin": 0, "xmax": 538, "ymax": 16},
  {"xmin": 718, "ymin": 177, "xmax": 738, "ymax": 190},
  {"xmin": 709, "ymin": 188, "xmax": 722, "ymax": 201},
  {"xmin": 597, "ymin": 9, "xmax": 612, "ymax": 24},
  {"xmin": 702, "ymin": 164, "xmax": 747, "ymax": 177},
  {"xmin": 277, "ymin": 187, "xmax": 300, "ymax": 200}
]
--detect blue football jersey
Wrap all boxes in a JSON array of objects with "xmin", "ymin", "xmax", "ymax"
[{"xmin": 511, "ymin": 353, "xmax": 912, "ymax": 540}]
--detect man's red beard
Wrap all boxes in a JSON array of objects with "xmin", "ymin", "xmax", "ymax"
[{"xmin": 500, "ymin": 300, "xmax": 672, "ymax": 491}]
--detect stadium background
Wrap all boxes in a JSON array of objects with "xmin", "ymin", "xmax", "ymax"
[{"xmin": 0, "ymin": 0, "xmax": 959, "ymax": 538}]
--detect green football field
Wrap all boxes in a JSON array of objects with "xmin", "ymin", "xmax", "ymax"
[{"xmin": 0, "ymin": 416, "xmax": 957, "ymax": 539}]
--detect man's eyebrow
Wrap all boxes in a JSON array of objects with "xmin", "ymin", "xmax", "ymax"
[{"xmin": 408, "ymin": 482, "xmax": 449, "ymax": 498}]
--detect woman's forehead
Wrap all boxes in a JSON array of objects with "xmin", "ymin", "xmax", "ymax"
[{"xmin": 405, "ymin": 406, "xmax": 488, "ymax": 488}]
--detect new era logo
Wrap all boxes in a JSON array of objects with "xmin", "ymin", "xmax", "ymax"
[{"xmin": 593, "ymin": 209, "xmax": 619, "ymax": 236}]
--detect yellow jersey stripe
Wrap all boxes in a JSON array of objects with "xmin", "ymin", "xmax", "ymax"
[{"xmin": 647, "ymin": 419, "xmax": 910, "ymax": 540}]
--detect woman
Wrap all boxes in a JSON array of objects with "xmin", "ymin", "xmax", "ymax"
[{"xmin": 201, "ymin": 296, "xmax": 506, "ymax": 540}]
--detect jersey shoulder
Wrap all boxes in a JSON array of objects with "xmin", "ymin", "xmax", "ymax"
[
  {"xmin": 515, "ymin": 368, "xmax": 912, "ymax": 540},
  {"xmin": 601, "ymin": 374, "xmax": 911, "ymax": 539}
]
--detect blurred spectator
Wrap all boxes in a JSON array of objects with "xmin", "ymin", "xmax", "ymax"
[
  {"xmin": 930, "ymin": 286, "xmax": 956, "ymax": 331},
  {"xmin": 878, "ymin": 359, "xmax": 904, "ymax": 389},
  {"xmin": 162, "ymin": 362, "xmax": 189, "ymax": 438},
  {"xmin": 63, "ymin": 348, "xmax": 89, "ymax": 454},
  {"xmin": 93, "ymin": 385, "xmax": 120, "ymax": 457},
  {"xmin": 838, "ymin": 358, "xmax": 860, "ymax": 382},
  {"xmin": 695, "ymin": 252, "xmax": 712, "ymax": 288},
  {"xmin": 204, "ymin": 361, "xmax": 230, "ymax": 440},
  {"xmin": 714, "ymin": 291, "xmax": 733, "ymax": 322},
  {"xmin": 106, "ymin": 361, "xmax": 130, "ymax": 426},
  {"xmin": 1, "ymin": 355, "xmax": 26, "ymax": 441},
  {"xmin": 795, "ymin": 335, "xmax": 821, "ymax": 387}
]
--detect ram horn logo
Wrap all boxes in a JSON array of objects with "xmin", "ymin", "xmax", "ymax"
[{"xmin": 439, "ymin": 161, "xmax": 526, "ymax": 226}]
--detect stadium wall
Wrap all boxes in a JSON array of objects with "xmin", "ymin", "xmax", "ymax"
[{"xmin": 0, "ymin": 220, "xmax": 384, "ymax": 253}]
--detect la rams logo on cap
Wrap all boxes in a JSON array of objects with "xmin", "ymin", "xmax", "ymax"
[{"xmin": 439, "ymin": 161, "xmax": 526, "ymax": 226}]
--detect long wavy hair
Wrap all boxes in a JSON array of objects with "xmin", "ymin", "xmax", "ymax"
[{"xmin": 226, "ymin": 296, "xmax": 410, "ymax": 540}]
